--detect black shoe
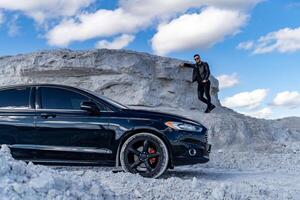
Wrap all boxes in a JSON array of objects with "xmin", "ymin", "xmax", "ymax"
[
  {"xmin": 204, "ymin": 104, "xmax": 215, "ymax": 113},
  {"xmin": 204, "ymin": 107, "xmax": 210, "ymax": 113},
  {"xmin": 209, "ymin": 104, "xmax": 216, "ymax": 112}
]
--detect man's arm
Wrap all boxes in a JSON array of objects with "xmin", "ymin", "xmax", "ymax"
[{"xmin": 179, "ymin": 63, "xmax": 195, "ymax": 68}]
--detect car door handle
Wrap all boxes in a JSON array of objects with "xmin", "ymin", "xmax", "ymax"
[{"xmin": 40, "ymin": 113, "xmax": 57, "ymax": 119}]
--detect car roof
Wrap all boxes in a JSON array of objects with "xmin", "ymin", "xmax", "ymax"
[{"xmin": 0, "ymin": 84, "xmax": 79, "ymax": 90}]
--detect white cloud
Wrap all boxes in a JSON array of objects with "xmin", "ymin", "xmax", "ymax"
[
  {"xmin": 254, "ymin": 27, "xmax": 300, "ymax": 54},
  {"xmin": 217, "ymin": 73, "xmax": 239, "ymax": 89},
  {"xmin": 221, "ymin": 89, "xmax": 268, "ymax": 109},
  {"xmin": 242, "ymin": 107, "xmax": 273, "ymax": 119},
  {"xmin": 48, "ymin": 0, "xmax": 222, "ymax": 47},
  {"xmin": 238, "ymin": 27, "xmax": 300, "ymax": 54},
  {"xmin": 272, "ymin": 91, "xmax": 300, "ymax": 108},
  {"xmin": 119, "ymin": 0, "xmax": 201, "ymax": 19},
  {"xmin": 46, "ymin": 0, "xmax": 260, "ymax": 48},
  {"xmin": 119, "ymin": 0, "xmax": 260, "ymax": 16},
  {"xmin": 253, "ymin": 107, "xmax": 272, "ymax": 119},
  {"xmin": 151, "ymin": 7, "xmax": 248, "ymax": 55},
  {"xmin": 46, "ymin": 8, "xmax": 148, "ymax": 46},
  {"xmin": 237, "ymin": 40, "xmax": 254, "ymax": 50},
  {"xmin": 95, "ymin": 34, "xmax": 135, "ymax": 49},
  {"xmin": 0, "ymin": 0, "xmax": 93, "ymax": 23}
]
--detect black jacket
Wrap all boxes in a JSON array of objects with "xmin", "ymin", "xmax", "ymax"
[{"xmin": 183, "ymin": 62, "xmax": 210, "ymax": 83}]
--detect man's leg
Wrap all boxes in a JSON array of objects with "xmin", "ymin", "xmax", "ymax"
[
  {"xmin": 203, "ymin": 81, "xmax": 211, "ymax": 105},
  {"xmin": 203, "ymin": 81, "xmax": 215, "ymax": 112},
  {"xmin": 197, "ymin": 84, "xmax": 209, "ymax": 105}
]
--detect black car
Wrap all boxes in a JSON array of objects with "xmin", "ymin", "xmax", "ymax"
[{"xmin": 0, "ymin": 84, "xmax": 211, "ymax": 178}]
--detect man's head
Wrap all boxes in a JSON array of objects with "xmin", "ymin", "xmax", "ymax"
[{"xmin": 194, "ymin": 54, "xmax": 201, "ymax": 64}]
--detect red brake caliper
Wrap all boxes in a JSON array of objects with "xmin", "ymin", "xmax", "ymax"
[{"xmin": 148, "ymin": 148, "xmax": 157, "ymax": 164}]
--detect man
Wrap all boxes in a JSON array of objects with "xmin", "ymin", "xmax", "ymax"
[{"xmin": 180, "ymin": 54, "xmax": 215, "ymax": 113}]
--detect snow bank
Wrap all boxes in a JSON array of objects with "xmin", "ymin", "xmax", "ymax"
[
  {"xmin": 1, "ymin": 49, "xmax": 300, "ymax": 149},
  {"xmin": 1, "ymin": 142, "xmax": 300, "ymax": 200},
  {"xmin": 0, "ymin": 145, "xmax": 123, "ymax": 200},
  {"xmin": 54, "ymin": 142, "xmax": 300, "ymax": 200},
  {"xmin": 0, "ymin": 49, "xmax": 220, "ymax": 110},
  {"xmin": 201, "ymin": 142, "xmax": 300, "ymax": 171},
  {"xmin": 134, "ymin": 106, "xmax": 300, "ymax": 149}
]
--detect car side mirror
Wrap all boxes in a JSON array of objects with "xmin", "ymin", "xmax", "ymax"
[{"xmin": 80, "ymin": 101, "xmax": 100, "ymax": 114}]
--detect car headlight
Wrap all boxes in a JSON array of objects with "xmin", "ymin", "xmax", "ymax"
[{"xmin": 165, "ymin": 121, "xmax": 203, "ymax": 132}]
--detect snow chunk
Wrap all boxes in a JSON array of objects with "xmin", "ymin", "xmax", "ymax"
[{"xmin": 0, "ymin": 145, "xmax": 123, "ymax": 199}]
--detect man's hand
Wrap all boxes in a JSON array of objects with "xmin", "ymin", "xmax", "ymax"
[{"xmin": 179, "ymin": 63, "xmax": 185, "ymax": 68}]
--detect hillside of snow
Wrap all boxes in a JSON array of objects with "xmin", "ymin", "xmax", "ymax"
[
  {"xmin": 0, "ymin": 49, "xmax": 300, "ymax": 199},
  {"xmin": 0, "ymin": 49, "xmax": 299, "ymax": 148},
  {"xmin": 1, "ymin": 141, "xmax": 300, "ymax": 199}
]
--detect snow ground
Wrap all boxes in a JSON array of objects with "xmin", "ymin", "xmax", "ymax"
[{"xmin": 1, "ymin": 141, "xmax": 299, "ymax": 200}]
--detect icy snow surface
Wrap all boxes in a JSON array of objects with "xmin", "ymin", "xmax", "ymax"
[
  {"xmin": 1, "ymin": 140, "xmax": 300, "ymax": 200},
  {"xmin": 0, "ymin": 145, "xmax": 122, "ymax": 200},
  {"xmin": 1, "ymin": 107, "xmax": 300, "ymax": 200},
  {"xmin": 0, "ymin": 49, "xmax": 300, "ymax": 199}
]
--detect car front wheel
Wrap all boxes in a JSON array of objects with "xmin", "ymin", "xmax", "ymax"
[{"xmin": 120, "ymin": 132, "xmax": 169, "ymax": 178}]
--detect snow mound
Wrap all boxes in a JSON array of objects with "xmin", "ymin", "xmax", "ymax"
[
  {"xmin": 131, "ymin": 106, "xmax": 300, "ymax": 149},
  {"xmin": 1, "ymin": 142, "xmax": 300, "ymax": 200},
  {"xmin": 0, "ymin": 145, "xmax": 124, "ymax": 200},
  {"xmin": 0, "ymin": 49, "xmax": 220, "ymax": 110},
  {"xmin": 0, "ymin": 49, "xmax": 300, "ymax": 149},
  {"xmin": 58, "ymin": 141, "xmax": 300, "ymax": 200}
]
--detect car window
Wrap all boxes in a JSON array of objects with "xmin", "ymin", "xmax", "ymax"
[
  {"xmin": 40, "ymin": 87, "xmax": 91, "ymax": 110},
  {"xmin": 0, "ymin": 88, "xmax": 30, "ymax": 109}
]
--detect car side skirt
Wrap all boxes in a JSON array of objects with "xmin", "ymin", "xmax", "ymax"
[{"xmin": 9, "ymin": 144, "xmax": 112, "ymax": 154}]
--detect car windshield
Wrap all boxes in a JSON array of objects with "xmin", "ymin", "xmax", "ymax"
[{"xmin": 84, "ymin": 89, "xmax": 128, "ymax": 109}]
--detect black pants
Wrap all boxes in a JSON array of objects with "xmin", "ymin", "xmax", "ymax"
[{"xmin": 197, "ymin": 81, "xmax": 212, "ymax": 107}]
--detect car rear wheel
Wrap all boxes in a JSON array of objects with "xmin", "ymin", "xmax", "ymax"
[{"xmin": 120, "ymin": 132, "xmax": 169, "ymax": 178}]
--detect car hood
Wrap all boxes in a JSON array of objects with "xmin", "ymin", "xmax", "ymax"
[{"xmin": 123, "ymin": 108, "xmax": 201, "ymax": 125}]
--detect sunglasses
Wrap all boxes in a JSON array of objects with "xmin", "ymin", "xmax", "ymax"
[{"xmin": 194, "ymin": 57, "xmax": 200, "ymax": 61}]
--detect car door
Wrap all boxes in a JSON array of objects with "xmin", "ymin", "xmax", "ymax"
[
  {"xmin": 34, "ymin": 86, "xmax": 115, "ymax": 164},
  {"xmin": 0, "ymin": 86, "xmax": 36, "ymax": 159}
]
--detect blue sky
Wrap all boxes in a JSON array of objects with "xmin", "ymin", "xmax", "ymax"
[{"xmin": 0, "ymin": 0, "xmax": 299, "ymax": 119}]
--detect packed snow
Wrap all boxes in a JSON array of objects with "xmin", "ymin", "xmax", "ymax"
[
  {"xmin": 1, "ymin": 106, "xmax": 300, "ymax": 199},
  {"xmin": 1, "ymin": 47, "xmax": 300, "ymax": 200},
  {"xmin": 0, "ymin": 145, "xmax": 122, "ymax": 200},
  {"xmin": 1, "ymin": 108, "xmax": 300, "ymax": 200},
  {"xmin": 1, "ymin": 140, "xmax": 299, "ymax": 200}
]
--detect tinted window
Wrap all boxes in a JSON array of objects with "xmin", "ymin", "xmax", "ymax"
[
  {"xmin": 0, "ymin": 88, "xmax": 30, "ymax": 109},
  {"xmin": 40, "ymin": 87, "xmax": 90, "ymax": 110},
  {"xmin": 85, "ymin": 89, "xmax": 128, "ymax": 109}
]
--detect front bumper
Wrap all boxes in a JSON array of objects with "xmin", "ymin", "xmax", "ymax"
[
  {"xmin": 172, "ymin": 142, "xmax": 211, "ymax": 166},
  {"xmin": 165, "ymin": 128, "xmax": 211, "ymax": 166}
]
